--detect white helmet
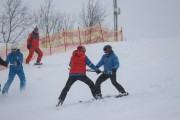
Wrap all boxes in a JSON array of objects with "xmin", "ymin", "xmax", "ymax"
[{"xmin": 11, "ymin": 44, "xmax": 18, "ymax": 50}]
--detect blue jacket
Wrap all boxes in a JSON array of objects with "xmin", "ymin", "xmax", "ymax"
[
  {"xmin": 96, "ymin": 51, "xmax": 119, "ymax": 74},
  {"xmin": 6, "ymin": 49, "xmax": 24, "ymax": 72}
]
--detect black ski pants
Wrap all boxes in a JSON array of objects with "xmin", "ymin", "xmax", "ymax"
[
  {"xmin": 59, "ymin": 75, "xmax": 97, "ymax": 102},
  {"xmin": 95, "ymin": 73, "xmax": 126, "ymax": 96}
]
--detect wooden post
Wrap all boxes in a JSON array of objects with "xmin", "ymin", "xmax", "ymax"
[
  {"xmin": 63, "ymin": 28, "xmax": 66, "ymax": 51},
  {"xmin": 78, "ymin": 27, "xmax": 81, "ymax": 45},
  {"xmin": 5, "ymin": 43, "xmax": 8, "ymax": 57},
  {"xmin": 116, "ymin": 30, "xmax": 118, "ymax": 42},
  {"xmin": 120, "ymin": 26, "xmax": 123, "ymax": 41},
  {"xmin": 99, "ymin": 22, "xmax": 104, "ymax": 42},
  {"xmin": 47, "ymin": 28, "xmax": 52, "ymax": 55},
  {"xmin": 45, "ymin": 32, "xmax": 48, "ymax": 48}
]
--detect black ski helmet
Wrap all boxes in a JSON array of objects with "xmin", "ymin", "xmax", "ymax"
[{"xmin": 103, "ymin": 45, "xmax": 112, "ymax": 52}]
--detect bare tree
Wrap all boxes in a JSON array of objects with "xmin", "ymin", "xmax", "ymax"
[
  {"xmin": 35, "ymin": 0, "xmax": 63, "ymax": 35},
  {"xmin": 33, "ymin": 0, "xmax": 56, "ymax": 54},
  {"xmin": 78, "ymin": 0, "xmax": 106, "ymax": 44},
  {"xmin": 35, "ymin": 0, "xmax": 74, "ymax": 35},
  {"xmin": 35, "ymin": 0, "xmax": 54, "ymax": 35},
  {"xmin": 79, "ymin": 0, "xmax": 106, "ymax": 27},
  {"xmin": 34, "ymin": 0, "xmax": 74, "ymax": 54},
  {"xmin": 0, "ymin": 0, "xmax": 33, "ymax": 56},
  {"xmin": 62, "ymin": 13, "xmax": 75, "ymax": 31},
  {"xmin": 51, "ymin": 13, "xmax": 64, "ymax": 34}
]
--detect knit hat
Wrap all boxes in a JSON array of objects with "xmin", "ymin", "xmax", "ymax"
[{"xmin": 77, "ymin": 45, "xmax": 86, "ymax": 52}]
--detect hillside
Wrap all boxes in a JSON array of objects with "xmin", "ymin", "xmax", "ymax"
[{"xmin": 0, "ymin": 38, "xmax": 180, "ymax": 120}]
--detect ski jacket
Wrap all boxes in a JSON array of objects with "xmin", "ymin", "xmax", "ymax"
[
  {"xmin": 6, "ymin": 49, "xmax": 24, "ymax": 72},
  {"xmin": 96, "ymin": 51, "xmax": 119, "ymax": 74},
  {"xmin": 69, "ymin": 50, "xmax": 97, "ymax": 76},
  {"xmin": 27, "ymin": 32, "xmax": 39, "ymax": 48}
]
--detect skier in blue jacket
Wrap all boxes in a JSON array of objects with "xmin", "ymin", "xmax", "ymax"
[
  {"xmin": 95, "ymin": 45, "xmax": 128, "ymax": 98},
  {"xmin": 2, "ymin": 44, "xmax": 26, "ymax": 94}
]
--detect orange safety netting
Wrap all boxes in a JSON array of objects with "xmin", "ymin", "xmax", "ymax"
[{"xmin": 0, "ymin": 23, "xmax": 123, "ymax": 70}]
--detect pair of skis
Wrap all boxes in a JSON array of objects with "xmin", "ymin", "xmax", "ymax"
[{"xmin": 56, "ymin": 92, "xmax": 129, "ymax": 110}]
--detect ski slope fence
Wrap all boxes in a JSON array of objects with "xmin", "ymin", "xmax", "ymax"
[{"xmin": 0, "ymin": 23, "xmax": 123, "ymax": 70}]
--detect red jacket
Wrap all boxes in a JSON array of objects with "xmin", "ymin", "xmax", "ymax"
[
  {"xmin": 27, "ymin": 32, "xmax": 39, "ymax": 48},
  {"xmin": 69, "ymin": 50, "xmax": 86, "ymax": 74}
]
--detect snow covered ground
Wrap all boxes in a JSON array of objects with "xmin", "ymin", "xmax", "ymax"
[{"xmin": 0, "ymin": 38, "xmax": 180, "ymax": 120}]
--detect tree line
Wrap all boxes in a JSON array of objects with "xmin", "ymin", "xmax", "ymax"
[{"xmin": 0, "ymin": 0, "xmax": 107, "ymax": 48}]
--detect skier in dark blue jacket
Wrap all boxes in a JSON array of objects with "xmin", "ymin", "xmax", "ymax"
[
  {"xmin": 95, "ymin": 45, "xmax": 128, "ymax": 98},
  {"xmin": 2, "ymin": 44, "xmax": 26, "ymax": 94}
]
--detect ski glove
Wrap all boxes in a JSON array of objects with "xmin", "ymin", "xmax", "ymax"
[
  {"xmin": 0, "ymin": 57, "xmax": 8, "ymax": 67},
  {"xmin": 96, "ymin": 69, "xmax": 101, "ymax": 74},
  {"xmin": 4, "ymin": 62, "xmax": 8, "ymax": 67},
  {"xmin": 16, "ymin": 61, "xmax": 20, "ymax": 65}
]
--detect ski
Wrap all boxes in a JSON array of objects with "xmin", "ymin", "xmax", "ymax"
[
  {"xmin": 103, "ymin": 92, "xmax": 129, "ymax": 98},
  {"xmin": 79, "ymin": 93, "xmax": 129, "ymax": 103},
  {"xmin": 33, "ymin": 63, "xmax": 43, "ymax": 68},
  {"xmin": 34, "ymin": 62, "xmax": 43, "ymax": 65},
  {"xmin": 78, "ymin": 98, "xmax": 96, "ymax": 103},
  {"xmin": 56, "ymin": 100, "xmax": 63, "ymax": 110},
  {"xmin": 56, "ymin": 102, "xmax": 61, "ymax": 110},
  {"xmin": 56, "ymin": 93, "xmax": 129, "ymax": 109},
  {"xmin": 116, "ymin": 92, "xmax": 129, "ymax": 98}
]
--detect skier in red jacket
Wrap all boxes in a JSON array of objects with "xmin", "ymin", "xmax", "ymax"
[
  {"xmin": 26, "ymin": 27, "xmax": 43, "ymax": 65},
  {"xmin": 57, "ymin": 46, "xmax": 101, "ymax": 106}
]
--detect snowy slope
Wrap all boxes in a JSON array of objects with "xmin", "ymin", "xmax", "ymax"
[{"xmin": 0, "ymin": 38, "xmax": 180, "ymax": 120}]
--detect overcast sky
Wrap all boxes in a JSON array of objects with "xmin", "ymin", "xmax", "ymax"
[{"xmin": 2, "ymin": 0, "xmax": 180, "ymax": 40}]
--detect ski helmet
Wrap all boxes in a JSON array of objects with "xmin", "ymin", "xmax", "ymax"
[
  {"xmin": 103, "ymin": 45, "xmax": 112, "ymax": 52},
  {"xmin": 11, "ymin": 44, "xmax": 18, "ymax": 50},
  {"xmin": 77, "ymin": 45, "xmax": 86, "ymax": 52}
]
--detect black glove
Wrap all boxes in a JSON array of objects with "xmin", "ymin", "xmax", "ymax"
[
  {"xmin": 14, "ymin": 61, "xmax": 20, "ymax": 66},
  {"xmin": 27, "ymin": 45, "xmax": 30, "ymax": 49},
  {"xmin": 0, "ymin": 57, "xmax": 8, "ymax": 67},
  {"xmin": 96, "ymin": 69, "xmax": 101, "ymax": 74},
  {"xmin": 112, "ymin": 69, "xmax": 117, "ymax": 74},
  {"xmin": 4, "ymin": 62, "xmax": 8, "ymax": 67},
  {"xmin": 16, "ymin": 61, "xmax": 20, "ymax": 65}
]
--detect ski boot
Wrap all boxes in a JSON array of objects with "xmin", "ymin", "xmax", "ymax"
[
  {"xmin": 116, "ymin": 92, "xmax": 129, "ymax": 98},
  {"xmin": 95, "ymin": 94, "xmax": 103, "ymax": 100},
  {"xmin": 34, "ymin": 61, "xmax": 42, "ymax": 65},
  {"xmin": 2, "ymin": 90, "xmax": 8, "ymax": 95},
  {"xmin": 56, "ymin": 98, "xmax": 63, "ymax": 109}
]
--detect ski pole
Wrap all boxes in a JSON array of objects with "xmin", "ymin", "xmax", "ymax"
[
  {"xmin": 85, "ymin": 69, "xmax": 97, "ymax": 72},
  {"xmin": 68, "ymin": 68, "xmax": 103, "ymax": 72},
  {"xmin": 9, "ymin": 63, "xmax": 16, "ymax": 66}
]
